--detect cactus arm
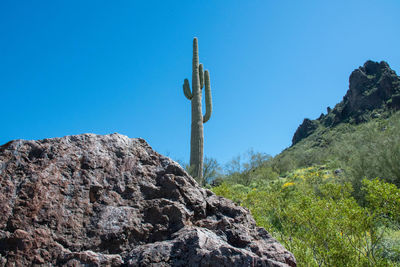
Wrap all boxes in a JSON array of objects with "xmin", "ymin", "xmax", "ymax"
[
  {"xmin": 203, "ymin": 70, "xmax": 212, "ymax": 123},
  {"xmin": 183, "ymin": 78, "xmax": 192, "ymax": 100},
  {"xmin": 199, "ymin": 64, "xmax": 204, "ymax": 89}
]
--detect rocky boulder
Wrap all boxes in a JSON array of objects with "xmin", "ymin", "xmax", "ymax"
[{"xmin": 0, "ymin": 133, "xmax": 296, "ymax": 266}]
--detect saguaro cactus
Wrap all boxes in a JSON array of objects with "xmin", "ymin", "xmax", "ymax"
[{"xmin": 182, "ymin": 37, "xmax": 213, "ymax": 181}]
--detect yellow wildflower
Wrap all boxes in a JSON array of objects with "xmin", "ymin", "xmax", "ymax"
[{"xmin": 282, "ymin": 182, "xmax": 295, "ymax": 188}]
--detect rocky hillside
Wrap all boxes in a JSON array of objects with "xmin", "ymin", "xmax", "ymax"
[
  {"xmin": 0, "ymin": 133, "xmax": 295, "ymax": 267},
  {"xmin": 292, "ymin": 60, "xmax": 400, "ymax": 145}
]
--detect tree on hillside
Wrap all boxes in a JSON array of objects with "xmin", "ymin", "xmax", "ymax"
[{"xmin": 178, "ymin": 156, "xmax": 222, "ymax": 187}]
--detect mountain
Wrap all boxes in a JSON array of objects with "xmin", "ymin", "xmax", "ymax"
[
  {"xmin": 292, "ymin": 60, "xmax": 400, "ymax": 146},
  {"xmin": 0, "ymin": 133, "xmax": 295, "ymax": 266},
  {"xmin": 271, "ymin": 61, "xmax": 400, "ymax": 179}
]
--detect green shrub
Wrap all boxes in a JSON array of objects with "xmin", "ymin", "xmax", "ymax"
[
  {"xmin": 212, "ymin": 167, "xmax": 400, "ymax": 266},
  {"xmin": 223, "ymin": 150, "xmax": 276, "ymax": 186}
]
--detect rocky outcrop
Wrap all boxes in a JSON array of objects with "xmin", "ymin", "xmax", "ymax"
[
  {"xmin": 0, "ymin": 133, "xmax": 295, "ymax": 266},
  {"xmin": 330, "ymin": 60, "xmax": 400, "ymax": 124},
  {"xmin": 292, "ymin": 60, "xmax": 400, "ymax": 145},
  {"xmin": 291, "ymin": 119, "xmax": 319, "ymax": 146}
]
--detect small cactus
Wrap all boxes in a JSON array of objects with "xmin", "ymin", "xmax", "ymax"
[{"xmin": 182, "ymin": 38, "xmax": 213, "ymax": 181}]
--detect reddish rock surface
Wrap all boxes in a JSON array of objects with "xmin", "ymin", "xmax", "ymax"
[{"xmin": 0, "ymin": 133, "xmax": 296, "ymax": 266}]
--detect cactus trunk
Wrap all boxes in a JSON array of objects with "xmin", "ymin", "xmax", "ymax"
[
  {"xmin": 190, "ymin": 38, "xmax": 203, "ymax": 179},
  {"xmin": 182, "ymin": 38, "xmax": 212, "ymax": 182}
]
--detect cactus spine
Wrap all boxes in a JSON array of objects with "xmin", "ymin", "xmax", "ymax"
[{"xmin": 182, "ymin": 37, "xmax": 213, "ymax": 181}]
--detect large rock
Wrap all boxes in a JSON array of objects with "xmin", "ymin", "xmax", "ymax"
[{"xmin": 0, "ymin": 133, "xmax": 296, "ymax": 266}]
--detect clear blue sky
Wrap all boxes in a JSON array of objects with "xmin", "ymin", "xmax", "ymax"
[{"xmin": 1, "ymin": 1, "xmax": 399, "ymax": 165}]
